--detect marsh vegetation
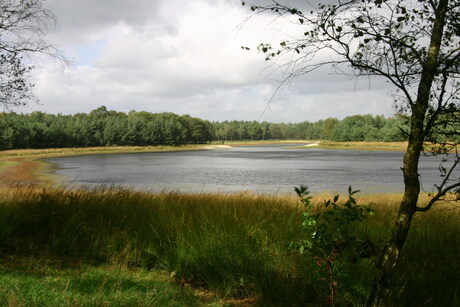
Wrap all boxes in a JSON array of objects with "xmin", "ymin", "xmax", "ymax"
[{"xmin": 0, "ymin": 186, "xmax": 458, "ymax": 306}]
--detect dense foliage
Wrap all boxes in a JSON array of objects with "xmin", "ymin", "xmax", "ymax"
[
  {"xmin": 0, "ymin": 106, "xmax": 414, "ymax": 149},
  {"xmin": 0, "ymin": 106, "xmax": 213, "ymax": 149}
]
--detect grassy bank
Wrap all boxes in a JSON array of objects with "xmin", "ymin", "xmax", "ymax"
[
  {"xmin": 300, "ymin": 141, "xmax": 459, "ymax": 152},
  {"xmin": 215, "ymin": 140, "xmax": 310, "ymax": 146},
  {"xmin": 317, "ymin": 141, "xmax": 408, "ymax": 151},
  {"xmin": 0, "ymin": 187, "xmax": 458, "ymax": 306}
]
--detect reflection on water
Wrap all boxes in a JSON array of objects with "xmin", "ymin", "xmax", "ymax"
[{"xmin": 45, "ymin": 144, "xmax": 458, "ymax": 194}]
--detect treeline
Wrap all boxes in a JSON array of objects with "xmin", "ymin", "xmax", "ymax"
[
  {"xmin": 0, "ymin": 106, "xmax": 410, "ymax": 150},
  {"xmin": 0, "ymin": 106, "xmax": 213, "ymax": 149},
  {"xmin": 214, "ymin": 115, "xmax": 409, "ymax": 142}
]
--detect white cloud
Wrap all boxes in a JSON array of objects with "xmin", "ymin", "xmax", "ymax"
[{"xmin": 25, "ymin": 0, "xmax": 396, "ymax": 122}]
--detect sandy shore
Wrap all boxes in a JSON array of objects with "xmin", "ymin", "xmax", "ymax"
[{"xmin": 201, "ymin": 145, "xmax": 233, "ymax": 149}]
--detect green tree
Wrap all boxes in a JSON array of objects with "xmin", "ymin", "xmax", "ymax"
[
  {"xmin": 381, "ymin": 115, "xmax": 409, "ymax": 142},
  {"xmin": 245, "ymin": 0, "xmax": 459, "ymax": 305},
  {"xmin": 320, "ymin": 118, "xmax": 339, "ymax": 140},
  {"xmin": 181, "ymin": 115, "xmax": 213, "ymax": 144},
  {"xmin": 248, "ymin": 121, "xmax": 262, "ymax": 140}
]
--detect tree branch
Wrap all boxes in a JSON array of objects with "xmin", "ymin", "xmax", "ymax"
[{"xmin": 417, "ymin": 153, "xmax": 460, "ymax": 212}]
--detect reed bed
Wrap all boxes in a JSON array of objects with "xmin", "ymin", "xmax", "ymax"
[
  {"xmin": 316, "ymin": 141, "xmax": 408, "ymax": 151},
  {"xmin": 0, "ymin": 187, "xmax": 458, "ymax": 306}
]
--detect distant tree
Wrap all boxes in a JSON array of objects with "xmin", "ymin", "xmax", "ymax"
[
  {"xmin": 222, "ymin": 122, "xmax": 236, "ymax": 141},
  {"xmin": 331, "ymin": 114, "xmax": 388, "ymax": 141},
  {"xmin": 248, "ymin": 121, "xmax": 262, "ymax": 140},
  {"xmin": 237, "ymin": 124, "xmax": 248, "ymax": 140},
  {"xmin": 89, "ymin": 106, "xmax": 110, "ymax": 118},
  {"xmin": 381, "ymin": 115, "xmax": 410, "ymax": 142},
  {"xmin": 260, "ymin": 121, "xmax": 270, "ymax": 140},
  {"xmin": 244, "ymin": 0, "xmax": 459, "ymax": 305},
  {"xmin": 320, "ymin": 118, "xmax": 339, "ymax": 140},
  {"xmin": 180, "ymin": 115, "xmax": 213, "ymax": 144}
]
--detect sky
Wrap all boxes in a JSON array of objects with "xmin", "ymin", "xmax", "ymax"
[{"xmin": 25, "ymin": 0, "xmax": 396, "ymax": 123}]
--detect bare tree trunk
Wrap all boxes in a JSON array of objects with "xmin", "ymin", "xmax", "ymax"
[
  {"xmin": 367, "ymin": 1, "xmax": 448, "ymax": 305},
  {"xmin": 367, "ymin": 115, "xmax": 423, "ymax": 306}
]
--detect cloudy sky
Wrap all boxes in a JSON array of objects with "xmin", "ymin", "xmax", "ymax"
[{"xmin": 26, "ymin": 0, "xmax": 396, "ymax": 122}]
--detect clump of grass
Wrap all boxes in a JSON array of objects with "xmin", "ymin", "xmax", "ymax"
[{"xmin": 0, "ymin": 187, "xmax": 458, "ymax": 305}]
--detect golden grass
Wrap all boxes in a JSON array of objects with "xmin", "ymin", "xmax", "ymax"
[
  {"xmin": 313, "ymin": 141, "xmax": 459, "ymax": 152},
  {"xmin": 0, "ymin": 185, "xmax": 458, "ymax": 306},
  {"xmin": 0, "ymin": 144, "xmax": 211, "ymax": 158},
  {"xmin": 315, "ymin": 141, "xmax": 409, "ymax": 151},
  {"xmin": 213, "ymin": 139, "xmax": 310, "ymax": 146}
]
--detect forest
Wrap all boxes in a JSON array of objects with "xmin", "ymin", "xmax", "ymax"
[{"xmin": 0, "ymin": 106, "xmax": 413, "ymax": 150}]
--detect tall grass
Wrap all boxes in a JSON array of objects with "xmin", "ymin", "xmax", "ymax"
[{"xmin": 0, "ymin": 187, "xmax": 458, "ymax": 306}]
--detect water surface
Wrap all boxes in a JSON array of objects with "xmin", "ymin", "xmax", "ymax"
[{"xmin": 46, "ymin": 144, "xmax": 457, "ymax": 194}]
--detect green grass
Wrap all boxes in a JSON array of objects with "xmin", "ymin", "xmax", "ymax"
[
  {"xmin": 0, "ymin": 187, "xmax": 458, "ymax": 306},
  {"xmin": 0, "ymin": 259, "xmax": 206, "ymax": 306}
]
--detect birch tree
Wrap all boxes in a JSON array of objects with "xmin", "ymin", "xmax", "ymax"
[
  {"xmin": 243, "ymin": 0, "xmax": 459, "ymax": 305},
  {"xmin": 0, "ymin": 0, "xmax": 64, "ymax": 108}
]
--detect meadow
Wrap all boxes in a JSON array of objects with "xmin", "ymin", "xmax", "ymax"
[{"xmin": 0, "ymin": 186, "xmax": 458, "ymax": 306}]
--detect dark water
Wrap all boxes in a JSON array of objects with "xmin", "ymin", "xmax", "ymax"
[{"xmin": 45, "ymin": 144, "xmax": 457, "ymax": 194}]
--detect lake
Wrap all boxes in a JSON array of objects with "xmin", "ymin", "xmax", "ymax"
[{"xmin": 45, "ymin": 144, "xmax": 457, "ymax": 195}]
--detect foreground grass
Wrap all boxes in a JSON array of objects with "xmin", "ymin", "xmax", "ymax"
[
  {"xmin": 0, "ymin": 259, "xmax": 209, "ymax": 306},
  {"xmin": 0, "ymin": 187, "xmax": 458, "ymax": 306}
]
